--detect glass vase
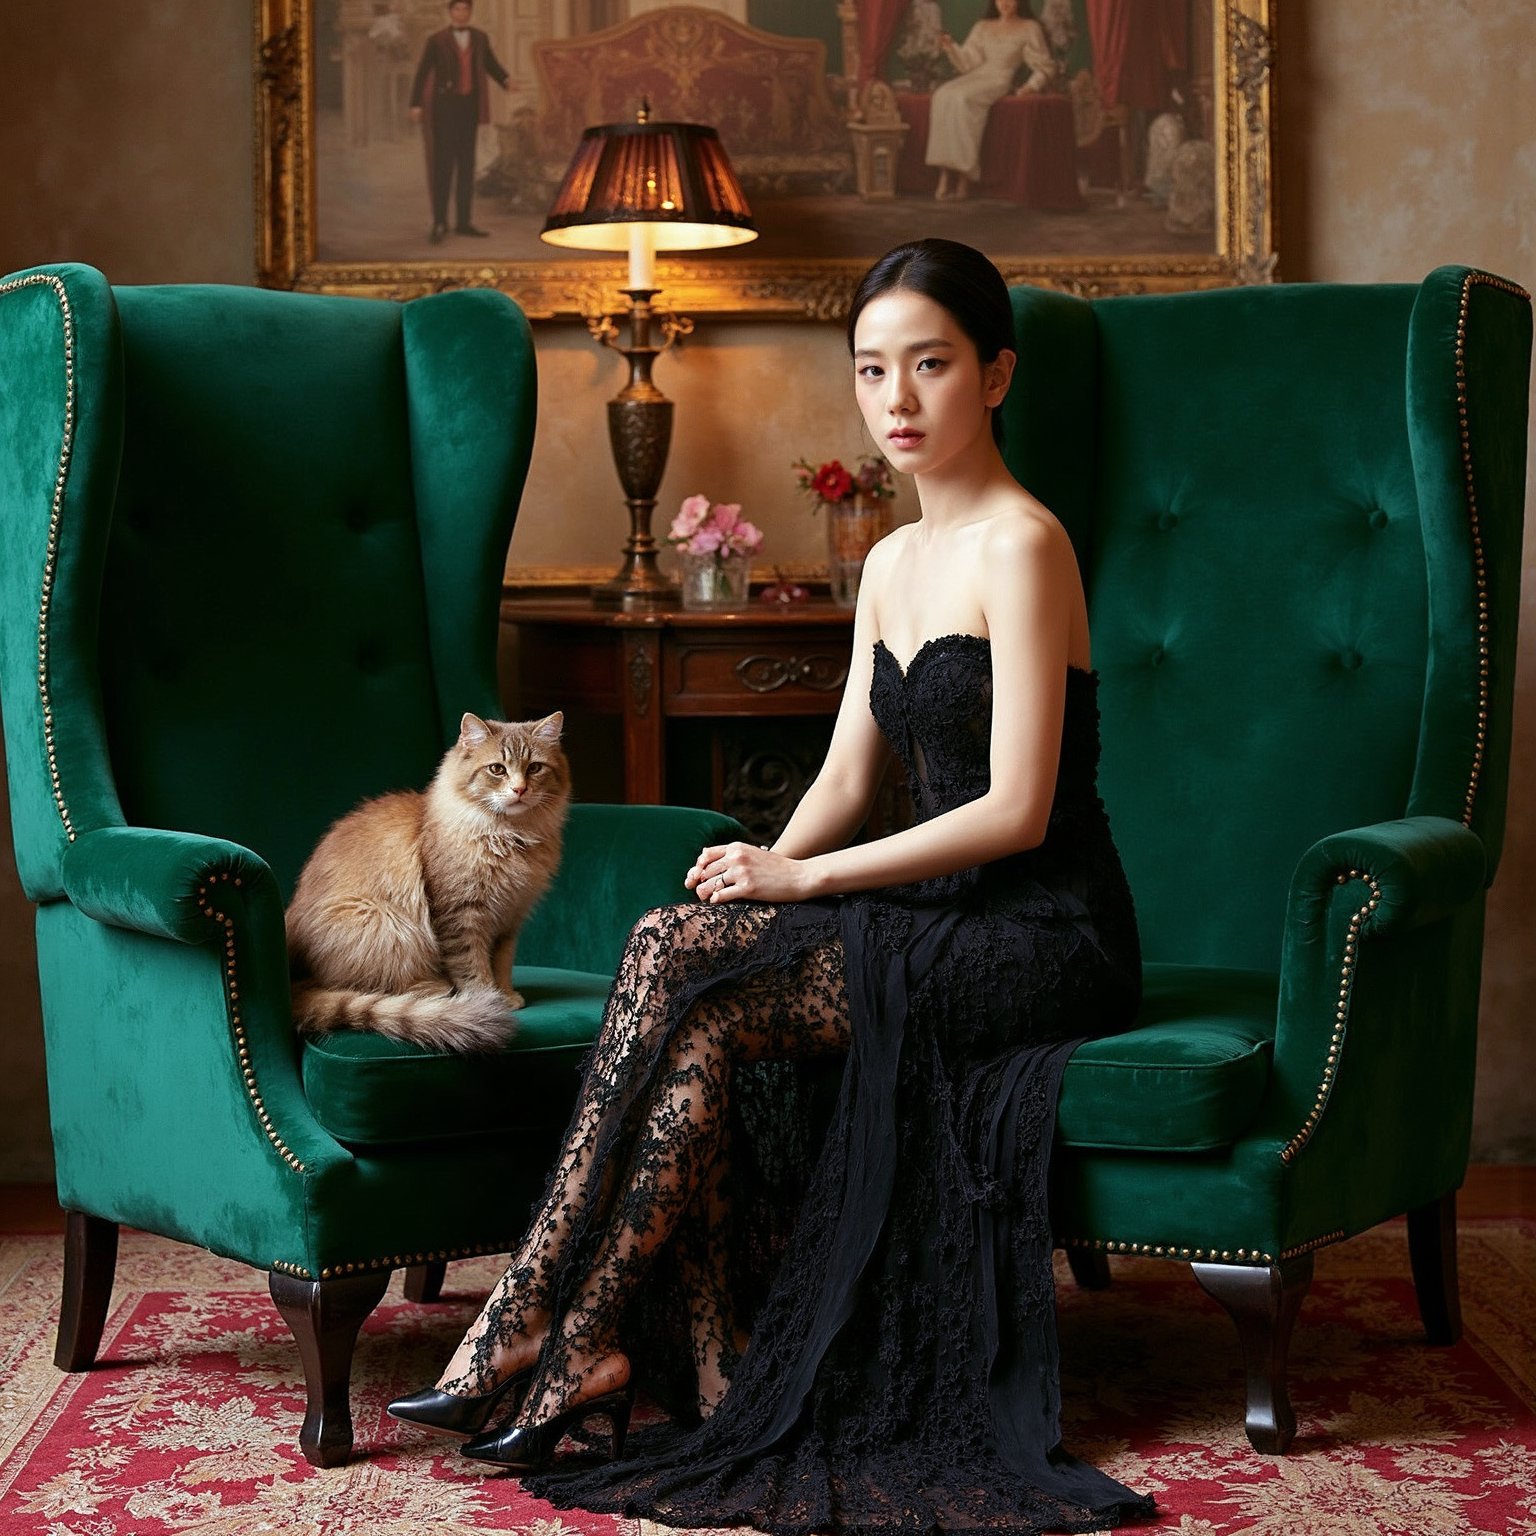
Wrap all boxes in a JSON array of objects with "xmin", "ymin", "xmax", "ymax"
[
  {"xmin": 678, "ymin": 551, "xmax": 752, "ymax": 611},
  {"xmin": 824, "ymin": 493, "xmax": 890, "ymax": 608}
]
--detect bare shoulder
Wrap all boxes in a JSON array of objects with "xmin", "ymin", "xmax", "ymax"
[
  {"xmin": 975, "ymin": 499, "xmax": 1074, "ymax": 581},
  {"xmin": 860, "ymin": 521, "xmax": 912, "ymax": 582}
]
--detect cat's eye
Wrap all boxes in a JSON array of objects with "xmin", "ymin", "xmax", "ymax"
[
  {"xmin": 486, "ymin": 763, "xmax": 507, "ymax": 777},
  {"xmin": 526, "ymin": 763, "xmax": 544, "ymax": 776}
]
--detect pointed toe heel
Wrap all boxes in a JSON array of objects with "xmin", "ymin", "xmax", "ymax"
[
  {"xmin": 460, "ymin": 1382, "xmax": 636, "ymax": 1471},
  {"xmin": 387, "ymin": 1368, "xmax": 530, "ymax": 1436}
]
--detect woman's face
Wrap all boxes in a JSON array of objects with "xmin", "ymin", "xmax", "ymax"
[
  {"xmin": 994, "ymin": 0, "xmax": 1020, "ymax": 18},
  {"xmin": 853, "ymin": 288, "xmax": 1012, "ymax": 478}
]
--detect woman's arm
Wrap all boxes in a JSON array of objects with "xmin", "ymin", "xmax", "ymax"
[
  {"xmin": 692, "ymin": 517, "xmax": 1076, "ymax": 904},
  {"xmin": 1014, "ymin": 20, "xmax": 1060, "ymax": 93},
  {"xmin": 770, "ymin": 543, "xmax": 894, "ymax": 860}
]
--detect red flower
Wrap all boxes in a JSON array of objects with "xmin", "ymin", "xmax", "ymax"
[{"xmin": 810, "ymin": 461, "xmax": 855, "ymax": 503}]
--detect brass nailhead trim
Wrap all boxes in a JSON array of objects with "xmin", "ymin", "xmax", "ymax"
[
  {"xmin": 1280, "ymin": 868, "xmax": 1381, "ymax": 1164},
  {"xmin": 1279, "ymin": 1228, "xmax": 1346, "ymax": 1260},
  {"xmin": 316, "ymin": 1240, "xmax": 515, "ymax": 1282},
  {"xmin": 0, "ymin": 273, "xmax": 79, "ymax": 843},
  {"xmin": 1062, "ymin": 1235, "xmax": 1274, "ymax": 1265},
  {"xmin": 197, "ymin": 871, "xmax": 306, "ymax": 1174},
  {"xmin": 1454, "ymin": 270, "xmax": 1530, "ymax": 827}
]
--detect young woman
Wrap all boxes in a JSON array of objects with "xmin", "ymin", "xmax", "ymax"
[
  {"xmin": 389, "ymin": 239, "xmax": 1155, "ymax": 1533},
  {"xmin": 925, "ymin": 0, "xmax": 1061, "ymax": 201}
]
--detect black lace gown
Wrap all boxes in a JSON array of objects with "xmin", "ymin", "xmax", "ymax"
[{"xmin": 483, "ymin": 635, "xmax": 1154, "ymax": 1533}]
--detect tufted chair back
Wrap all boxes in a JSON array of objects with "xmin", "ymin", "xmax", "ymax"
[
  {"xmin": 1001, "ymin": 272, "xmax": 1530, "ymax": 972},
  {"xmin": 0, "ymin": 267, "xmax": 536, "ymax": 900}
]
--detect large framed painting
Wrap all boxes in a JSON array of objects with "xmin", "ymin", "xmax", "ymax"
[{"xmin": 257, "ymin": 0, "xmax": 1274, "ymax": 318}]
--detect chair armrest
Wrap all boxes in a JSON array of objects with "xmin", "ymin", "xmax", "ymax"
[
  {"xmin": 56, "ymin": 824, "xmax": 347, "ymax": 1183},
  {"xmin": 1284, "ymin": 815, "xmax": 1486, "ymax": 944},
  {"xmin": 519, "ymin": 803, "xmax": 747, "ymax": 974},
  {"xmin": 61, "ymin": 825, "xmax": 279, "ymax": 943},
  {"xmin": 1268, "ymin": 814, "xmax": 1486, "ymax": 1157}
]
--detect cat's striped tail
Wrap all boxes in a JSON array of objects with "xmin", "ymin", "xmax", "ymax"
[{"xmin": 292, "ymin": 982, "xmax": 516, "ymax": 1053}]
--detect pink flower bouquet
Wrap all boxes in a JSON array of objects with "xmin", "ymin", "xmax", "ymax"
[{"xmin": 667, "ymin": 494, "xmax": 764, "ymax": 563}]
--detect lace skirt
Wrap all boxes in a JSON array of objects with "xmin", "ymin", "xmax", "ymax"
[{"xmin": 513, "ymin": 876, "xmax": 1153, "ymax": 1534}]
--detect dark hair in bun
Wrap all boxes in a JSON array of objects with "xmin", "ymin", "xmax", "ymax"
[{"xmin": 846, "ymin": 239, "xmax": 1014, "ymax": 446}]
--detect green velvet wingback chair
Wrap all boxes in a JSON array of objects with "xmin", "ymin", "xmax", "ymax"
[
  {"xmin": 1007, "ymin": 268, "xmax": 1531, "ymax": 1452},
  {"xmin": 0, "ymin": 264, "xmax": 739, "ymax": 1465}
]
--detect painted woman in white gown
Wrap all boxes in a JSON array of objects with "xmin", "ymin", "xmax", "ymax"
[{"xmin": 925, "ymin": 0, "xmax": 1061, "ymax": 200}]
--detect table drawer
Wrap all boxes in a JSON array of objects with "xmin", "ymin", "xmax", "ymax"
[{"xmin": 665, "ymin": 632, "xmax": 850, "ymax": 715}]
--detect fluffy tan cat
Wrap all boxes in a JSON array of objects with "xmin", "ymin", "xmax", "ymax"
[{"xmin": 286, "ymin": 711, "xmax": 569, "ymax": 1052}]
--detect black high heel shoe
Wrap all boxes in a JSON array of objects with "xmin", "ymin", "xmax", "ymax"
[
  {"xmin": 459, "ymin": 1382, "xmax": 636, "ymax": 1471},
  {"xmin": 387, "ymin": 1367, "xmax": 533, "ymax": 1436}
]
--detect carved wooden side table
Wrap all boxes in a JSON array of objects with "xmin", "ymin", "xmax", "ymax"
[{"xmin": 499, "ymin": 593, "xmax": 860, "ymax": 838}]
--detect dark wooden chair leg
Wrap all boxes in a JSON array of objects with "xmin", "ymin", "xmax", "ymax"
[
  {"xmin": 1065, "ymin": 1247, "xmax": 1112, "ymax": 1290},
  {"xmin": 269, "ymin": 1268, "xmax": 391, "ymax": 1467},
  {"xmin": 1407, "ymin": 1190, "xmax": 1462, "ymax": 1345},
  {"xmin": 403, "ymin": 1260, "xmax": 447, "ymax": 1304},
  {"xmin": 55, "ymin": 1211, "xmax": 120, "ymax": 1371},
  {"xmin": 1192, "ymin": 1253, "xmax": 1314, "ymax": 1454}
]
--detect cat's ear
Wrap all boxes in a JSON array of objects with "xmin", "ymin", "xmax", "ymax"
[
  {"xmin": 532, "ymin": 711, "xmax": 564, "ymax": 743},
  {"xmin": 459, "ymin": 713, "xmax": 492, "ymax": 748}
]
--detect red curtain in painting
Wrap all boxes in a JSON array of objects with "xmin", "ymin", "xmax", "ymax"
[
  {"xmin": 1085, "ymin": 0, "xmax": 1188, "ymax": 111},
  {"xmin": 858, "ymin": 0, "xmax": 909, "ymax": 84}
]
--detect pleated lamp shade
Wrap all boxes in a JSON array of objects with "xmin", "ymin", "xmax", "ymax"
[{"xmin": 541, "ymin": 119, "xmax": 757, "ymax": 254}]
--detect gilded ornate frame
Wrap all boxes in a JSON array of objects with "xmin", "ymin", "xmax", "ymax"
[{"xmin": 256, "ymin": 0, "xmax": 1275, "ymax": 319}]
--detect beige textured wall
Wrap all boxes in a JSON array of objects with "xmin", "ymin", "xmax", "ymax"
[
  {"xmin": 0, "ymin": 2, "xmax": 254, "ymax": 1181},
  {"xmin": 0, "ymin": 3, "xmax": 253, "ymax": 286},
  {"xmin": 0, "ymin": 0, "xmax": 1531, "ymax": 1179}
]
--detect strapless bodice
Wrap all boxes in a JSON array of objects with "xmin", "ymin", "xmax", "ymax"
[{"xmin": 870, "ymin": 634, "xmax": 1103, "ymax": 825}]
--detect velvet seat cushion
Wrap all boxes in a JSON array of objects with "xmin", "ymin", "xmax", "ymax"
[
  {"xmin": 302, "ymin": 966, "xmax": 607, "ymax": 1148},
  {"xmin": 1057, "ymin": 963, "xmax": 1277, "ymax": 1151},
  {"xmin": 306, "ymin": 959, "xmax": 1276, "ymax": 1156}
]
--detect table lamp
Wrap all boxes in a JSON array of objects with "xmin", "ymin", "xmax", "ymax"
[{"xmin": 542, "ymin": 104, "xmax": 758, "ymax": 607}]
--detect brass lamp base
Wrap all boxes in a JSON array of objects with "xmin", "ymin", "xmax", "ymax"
[
  {"xmin": 587, "ymin": 287, "xmax": 692, "ymax": 609},
  {"xmin": 591, "ymin": 552, "xmax": 679, "ymax": 609}
]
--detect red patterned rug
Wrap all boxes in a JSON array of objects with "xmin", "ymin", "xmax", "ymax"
[{"xmin": 1, "ymin": 1221, "xmax": 1533, "ymax": 1534}]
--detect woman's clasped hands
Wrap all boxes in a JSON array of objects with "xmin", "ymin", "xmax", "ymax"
[{"xmin": 686, "ymin": 841, "xmax": 815, "ymax": 904}]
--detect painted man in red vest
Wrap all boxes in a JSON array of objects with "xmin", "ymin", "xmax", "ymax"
[{"xmin": 408, "ymin": 0, "xmax": 510, "ymax": 243}]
